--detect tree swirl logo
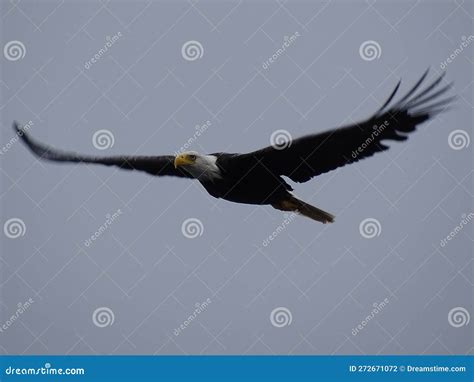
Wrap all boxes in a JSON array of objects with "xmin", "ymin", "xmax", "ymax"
[
  {"xmin": 270, "ymin": 307, "xmax": 292, "ymax": 328},
  {"xmin": 4, "ymin": 40, "xmax": 26, "ymax": 61},
  {"xmin": 359, "ymin": 40, "xmax": 381, "ymax": 61},
  {"xmin": 181, "ymin": 218, "xmax": 204, "ymax": 239},
  {"xmin": 92, "ymin": 307, "xmax": 115, "ymax": 328},
  {"xmin": 448, "ymin": 307, "xmax": 470, "ymax": 328},
  {"xmin": 181, "ymin": 40, "xmax": 204, "ymax": 61},
  {"xmin": 92, "ymin": 129, "xmax": 115, "ymax": 150},
  {"xmin": 3, "ymin": 218, "xmax": 26, "ymax": 239},
  {"xmin": 359, "ymin": 218, "xmax": 381, "ymax": 239},
  {"xmin": 448, "ymin": 130, "xmax": 470, "ymax": 150},
  {"xmin": 270, "ymin": 130, "xmax": 292, "ymax": 150}
]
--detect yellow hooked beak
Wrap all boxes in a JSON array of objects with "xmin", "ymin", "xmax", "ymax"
[{"xmin": 174, "ymin": 154, "xmax": 194, "ymax": 168}]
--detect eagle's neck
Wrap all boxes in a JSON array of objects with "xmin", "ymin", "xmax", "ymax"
[{"xmin": 188, "ymin": 155, "xmax": 222, "ymax": 181}]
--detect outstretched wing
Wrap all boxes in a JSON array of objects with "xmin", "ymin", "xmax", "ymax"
[
  {"xmin": 13, "ymin": 122, "xmax": 192, "ymax": 178},
  {"xmin": 235, "ymin": 69, "xmax": 454, "ymax": 183}
]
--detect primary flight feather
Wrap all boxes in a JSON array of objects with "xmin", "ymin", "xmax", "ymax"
[{"xmin": 14, "ymin": 69, "xmax": 453, "ymax": 224}]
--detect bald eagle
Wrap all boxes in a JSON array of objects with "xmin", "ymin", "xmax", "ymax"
[{"xmin": 14, "ymin": 70, "xmax": 453, "ymax": 224}]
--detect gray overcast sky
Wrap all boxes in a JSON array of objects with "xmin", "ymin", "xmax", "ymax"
[{"xmin": 1, "ymin": 0, "xmax": 472, "ymax": 355}]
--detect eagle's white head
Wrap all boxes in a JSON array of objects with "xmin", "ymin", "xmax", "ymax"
[{"xmin": 174, "ymin": 151, "xmax": 221, "ymax": 180}]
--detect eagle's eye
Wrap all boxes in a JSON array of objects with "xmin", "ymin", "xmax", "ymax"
[{"xmin": 188, "ymin": 154, "xmax": 197, "ymax": 161}]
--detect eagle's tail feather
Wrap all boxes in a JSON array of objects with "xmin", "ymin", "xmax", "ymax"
[{"xmin": 272, "ymin": 195, "xmax": 335, "ymax": 224}]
